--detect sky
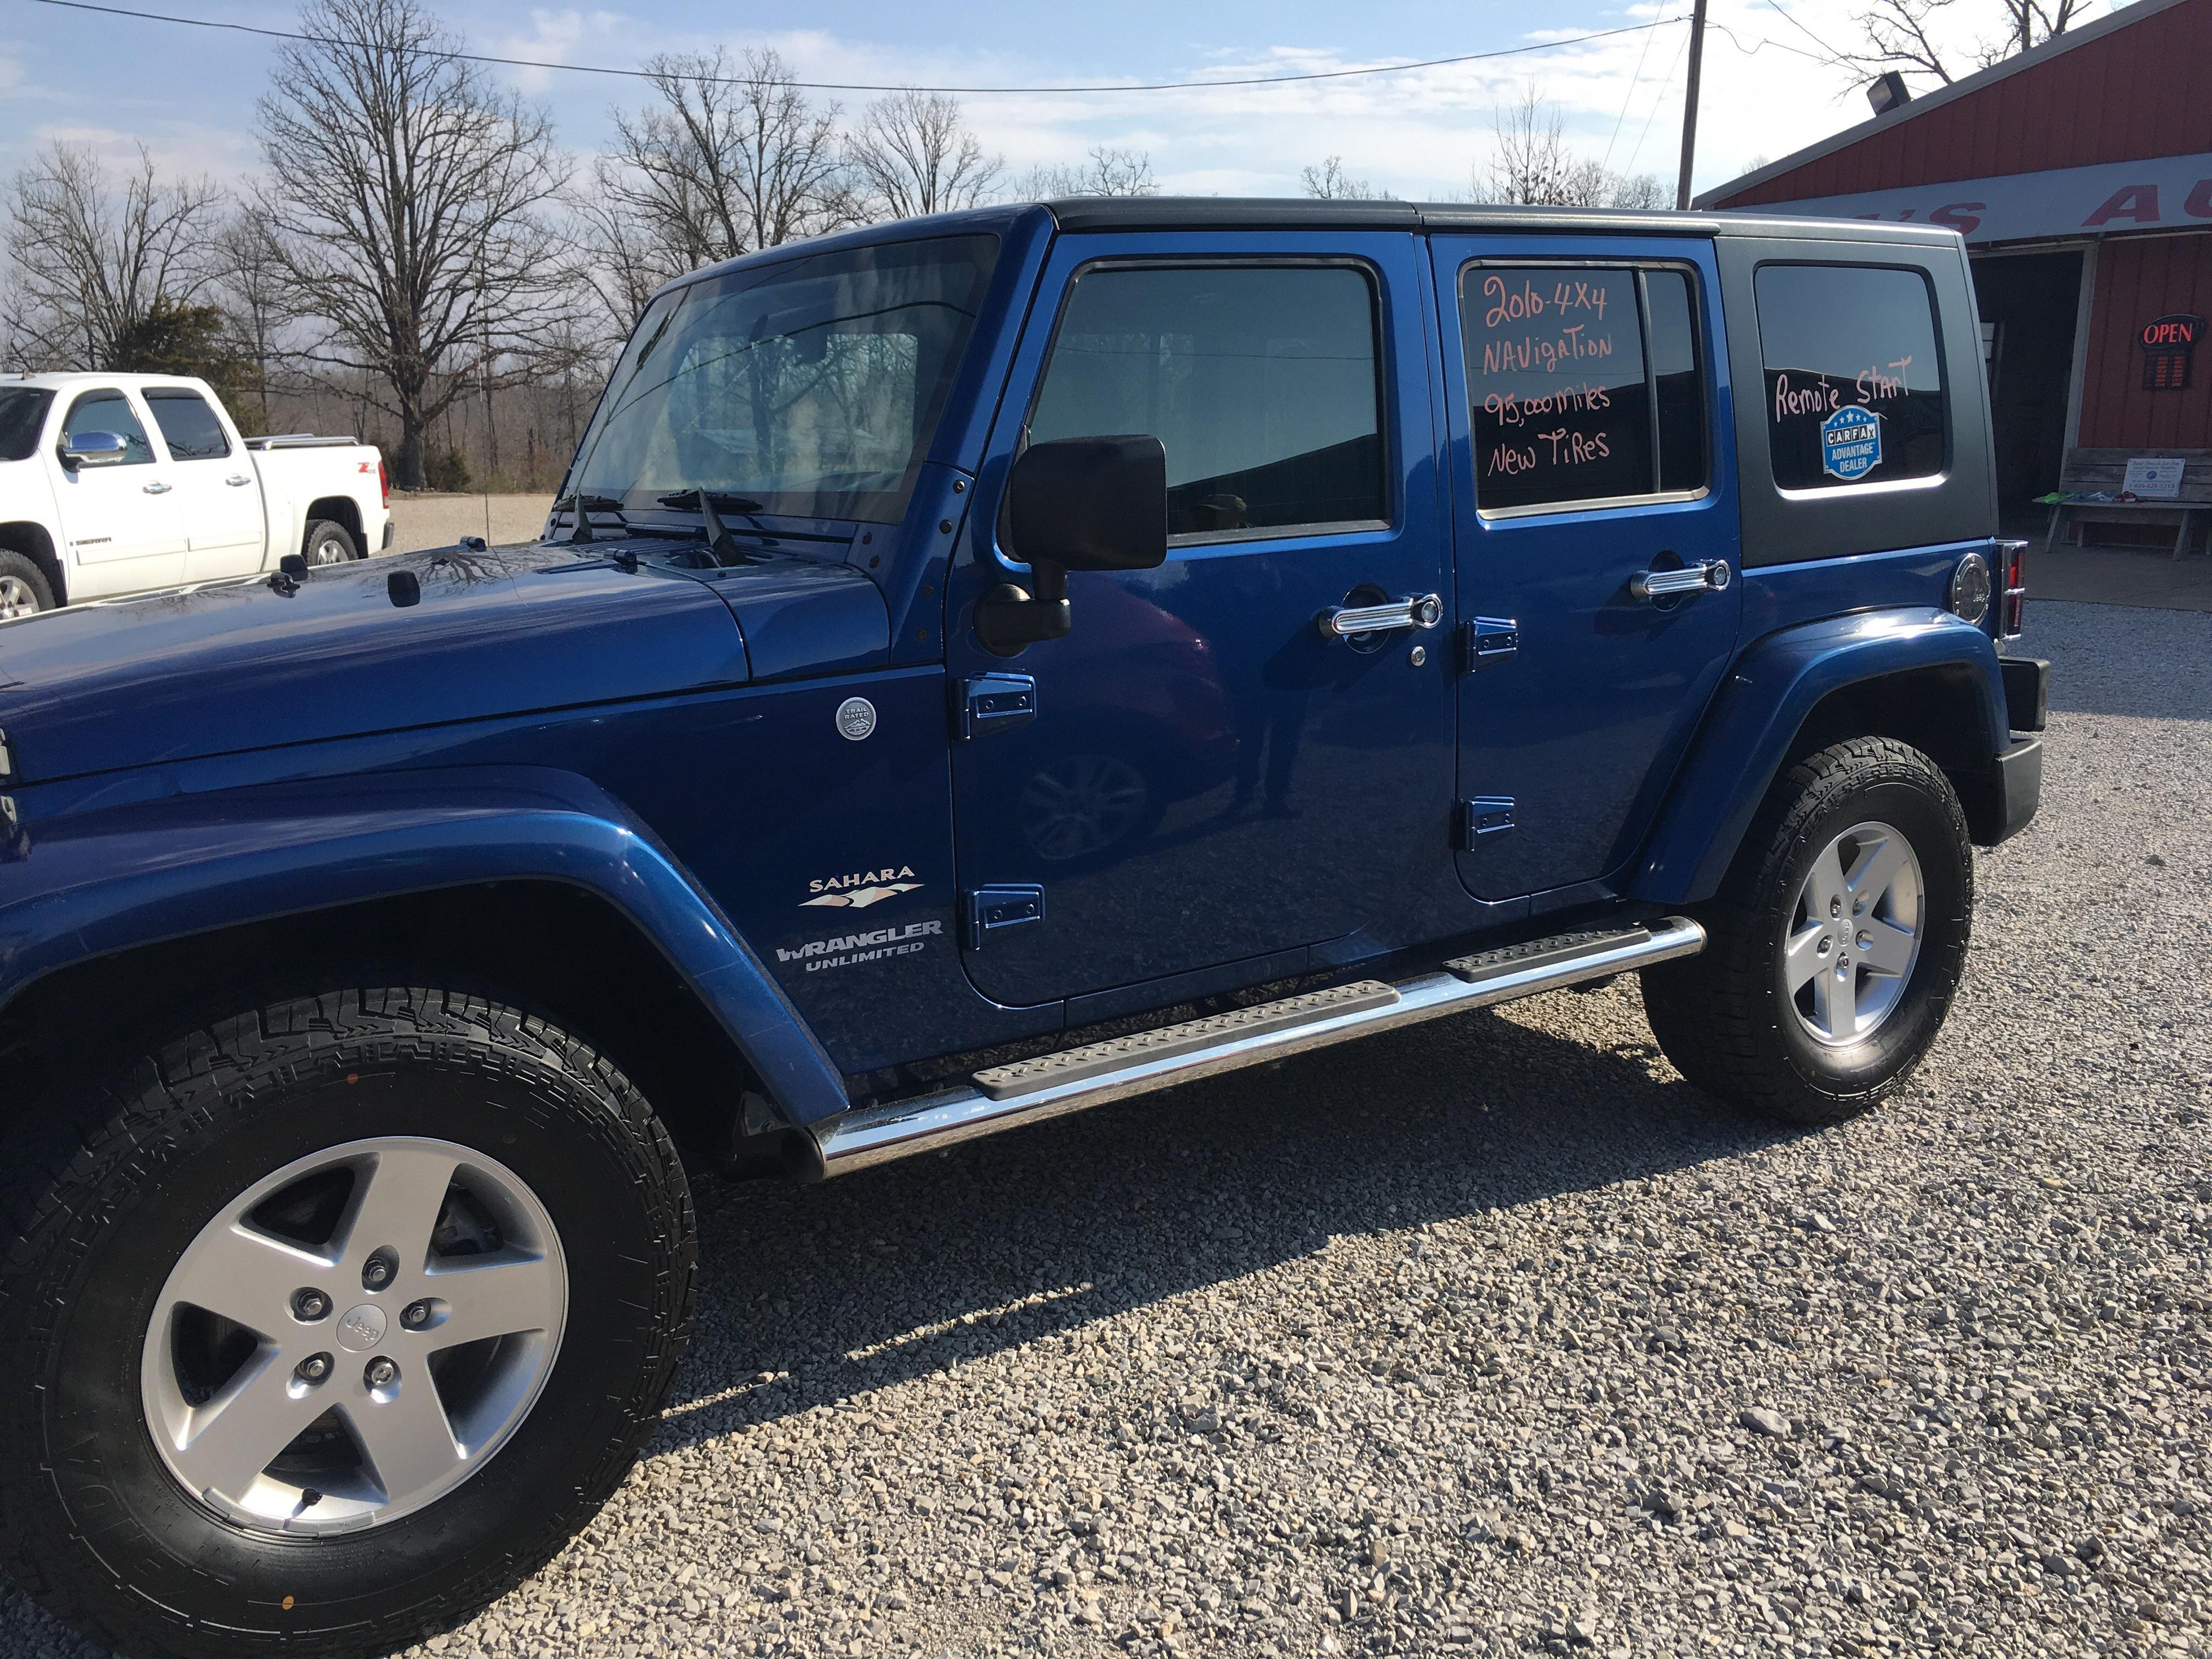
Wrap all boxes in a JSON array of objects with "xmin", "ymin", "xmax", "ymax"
[{"xmin": 0, "ymin": 0, "xmax": 2130, "ymax": 207}]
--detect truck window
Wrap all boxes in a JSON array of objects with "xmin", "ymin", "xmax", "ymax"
[
  {"xmin": 1461, "ymin": 265, "xmax": 1707, "ymax": 512},
  {"xmin": 0, "ymin": 387, "xmax": 55, "ymax": 462},
  {"xmin": 62, "ymin": 391, "xmax": 156, "ymax": 465},
  {"xmin": 1754, "ymin": 264, "xmax": 1945, "ymax": 491},
  {"xmin": 1027, "ymin": 264, "xmax": 1385, "ymax": 540},
  {"xmin": 143, "ymin": 389, "xmax": 233, "ymax": 461},
  {"xmin": 564, "ymin": 234, "xmax": 999, "ymax": 525}
]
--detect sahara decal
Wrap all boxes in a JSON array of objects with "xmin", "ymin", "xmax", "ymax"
[
  {"xmin": 775, "ymin": 919, "xmax": 942, "ymax": 974},
  {"xmin": 802, "ymin": 866, "xmax": 922, "ymax": 909}
]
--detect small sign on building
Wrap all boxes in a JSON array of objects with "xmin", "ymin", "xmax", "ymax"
[
  {"xmin": 2139, "ymin": 314, "xmax": 2202, "ymax": 391},
  {"xmin": 2120, "ymin": 456, "xmax": 2186, "ymax": 499}
]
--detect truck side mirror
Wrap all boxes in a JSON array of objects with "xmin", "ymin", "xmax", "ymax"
[
  {"xmin": 976, "ymin": 435, "xmax": 1167, "ymax": 657},
  {"xmin": 59, "ymin": 431, "xmax": 128, "ymax": 470}
]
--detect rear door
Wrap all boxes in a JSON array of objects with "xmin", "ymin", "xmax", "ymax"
[
  {"xmin": 1430, "ymin": 237, "xmax": 1741, "ymax": 903},
  {"xmin": 145, "ymin": 387, "xmax": 266, "ymax": 579},
  {"xmin": 945, "ymin": 233, "xmax": 1456, "ymax": 1007},
  {"xmin": 52, "ymin": 388, "xmax": 187, "ymax": 596}
]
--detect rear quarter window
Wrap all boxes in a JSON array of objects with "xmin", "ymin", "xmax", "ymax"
[{"xmin": 1755, "ymin": 264, "xmax": 1946, "ymax": 491}]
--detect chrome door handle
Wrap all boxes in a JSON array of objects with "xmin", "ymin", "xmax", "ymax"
[
  {"xmin": 141, "ymin": 481, "xmax": 172, "ymax": 495},
  {"xmin": 1631, "ymin": 560, "xmax": 1731, "ymax": 601},
  {"xmin": 1318, "ymin": 592, "xmax": 1443, "ymax": 638},
  {"xmin": 226, "ymin": 474, "xmax": 253, "ymax": 486}
]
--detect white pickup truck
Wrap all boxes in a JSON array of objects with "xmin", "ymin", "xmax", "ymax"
[{"xmin": 0, "ymin": 371, "xmax": 391, "ymax": 618}]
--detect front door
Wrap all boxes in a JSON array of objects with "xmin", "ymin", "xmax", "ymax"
[
  {"xmin": 946, "ymin": 235, "xmax": 1455, "ymax": 1007},
  {"xmin": 1430, "ymin": 240, "xmax": 1741, "ymax": 902},
  {"xmin": 54, "ymin": 388, "xmax": 187, "ymax": 597}
]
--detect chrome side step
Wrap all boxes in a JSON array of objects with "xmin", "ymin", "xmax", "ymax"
[{"xmin": 801, "ymin": 915, "xmax": 1705, "ymax": 1179}]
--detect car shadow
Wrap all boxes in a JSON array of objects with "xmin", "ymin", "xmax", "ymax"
[{"xmin": 653, "ymin": 995, "xmax": 1793, "ymax": 1455}]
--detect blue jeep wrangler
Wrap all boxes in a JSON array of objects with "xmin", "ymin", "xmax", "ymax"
[{"xmin": 0, "ymin": 199, "xmax": 2043, "ymax": 1656}]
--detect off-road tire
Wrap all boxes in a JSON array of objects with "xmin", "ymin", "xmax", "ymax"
[
  {"xmin": 0, "ymin": 548, "xmax": 56, "ymax": 618},
  {"xmin": 1641, "ymin": 737, "xmax": 1973, "ymax": 1125},
  {"xmin": 0, "ymin": 983, "xmax": 696, "ymax": 1658},
  {"xmin": 302, "ymin": 518, "xmax": 359, "ymax": 566}
]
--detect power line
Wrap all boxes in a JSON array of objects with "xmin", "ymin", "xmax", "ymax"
[
  {"xmin": 1600, "ymin": 11, "xmax": 1664, "ymax": 173},
  {"xmin": 23, "ymin": 0, "xmax": 1685, "ymax": 94}
]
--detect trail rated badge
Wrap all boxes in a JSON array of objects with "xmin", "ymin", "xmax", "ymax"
[{"xmin": 1820, "ymin": 404, "xmax": 1882, "ymax": 482}]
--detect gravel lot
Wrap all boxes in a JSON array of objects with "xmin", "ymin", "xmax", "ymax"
[{"xmin": 7, "ymin": 599, "xmax": 2209, "ymax": 1659}]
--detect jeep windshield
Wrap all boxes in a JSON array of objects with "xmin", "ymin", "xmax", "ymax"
[{"xmin": 563, "ymin": 234, "xmax": 999, "ymax": 527}]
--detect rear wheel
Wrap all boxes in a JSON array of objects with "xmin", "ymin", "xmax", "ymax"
[
  {"xmin": 0, "ymin": 550, "xmax": 55, "ymax": 618},
  {"xmin": 0, "ymin": 983, "xmax": 695, "ymax": 1658},
  {"xmin": 302, "ymin": 518, "xmax": 359, "ymax": 566},
  {"xmin": 1642, "ymin": 737, "xmax": 1973, "ymax": 1124}
]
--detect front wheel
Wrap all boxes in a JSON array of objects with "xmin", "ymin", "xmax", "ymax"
[
  {"xmin": 0, "ymin": 549, "xmax": 55, "ymax": 618},
  {"xmin": 1642, "ymin": 736, "xmax": 1974, "ymax": 1125},
  {"xmin": 0, "ymin": 984, "xmax": 695, "ymax": 1658}
]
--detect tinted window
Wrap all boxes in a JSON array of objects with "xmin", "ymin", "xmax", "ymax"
[
  {"xmin": 1028, "ymin": 264, "xmax": 1385, "ymax": 540},
  {"xmin": 1464, "ymin": 267, "xmax": 1649, "ymax": 510},
  {"xmin": 567, "ymin": 235, "xmax": 999, "ymax": 524},
  {"xmin": 1755, "ymin": 264, "xmax": 1946, "ymax": 490},
  {"xmin": 1647, "ymin": 270, "xmax": 1706, "ymax": 494},
  {"xmin": 0, "ymin": 388, "xmax": 54, "ymax": 463},
  {"xmin": 145, "ymin": 389, "xmax": 232, "ymax": 460},
  {"xmin": 63, "ymin": 391, "xmax": 155, "ymax": 465}
]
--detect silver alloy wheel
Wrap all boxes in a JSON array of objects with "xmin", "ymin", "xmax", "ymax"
[
  {"xmin": 139, "ymin": 1135, "xmax": 567, "ymax": 1533},
  {"xmin": 0, "ymin": 574, "xmax": 41, "ymax": 618},
  {"xmin": 1783, "ymin": 819, "xmax": 1925, "ymax": 1047},
  {"xmin": 306, "ymin": 529, "xmax": 352, "ymax": 565}
]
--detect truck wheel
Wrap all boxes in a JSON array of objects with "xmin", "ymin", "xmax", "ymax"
[
  {"xmin": 302, "ymin": 518, "xmax": 359, "ymax": 566},
  {"xmin": 0, "ymin": 550, "xmax": 55, "ymax": 618},
  {"xmin": 1641, "ymin": 737, "xmax": 1972, "ymax": 1126},
  {"xmin": 0, "ymin": 983, "xmax": 695, "ymax": 1658}
]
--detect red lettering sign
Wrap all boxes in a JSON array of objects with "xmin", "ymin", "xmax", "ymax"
[
  {"xmin": 2086, "ymin": 184, "xmax": 2162, "ymax": 226},
  {"xmin": 1929, "ymin": 202, "xmax": 1985, "ymax": 236},
  {"xmin": 2140, "ymin": 313, "xmax": 2203, "ymax": 391}
]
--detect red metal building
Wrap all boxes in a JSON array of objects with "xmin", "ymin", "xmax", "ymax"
[{"xmin": 1699, "ymin": 0, "xmax": 2212, "ymax": 529}]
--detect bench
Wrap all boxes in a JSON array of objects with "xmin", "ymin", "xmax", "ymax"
[{"xmin": 2043, "ymin": 448, "xmax": 2212, "ymax": 559}]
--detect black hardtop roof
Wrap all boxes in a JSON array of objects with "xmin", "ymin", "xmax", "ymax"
[{"xmin": 657, "ymin": 196, "xmax": 1961, "ymax": 301}]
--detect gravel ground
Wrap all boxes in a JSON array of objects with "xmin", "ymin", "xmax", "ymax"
[
  {"xmin": 7, "ymin": 599, "xmax": 2209, "ymax": 1659},
  {"xmin": 385, "ymin": 493, "xmax": 556, "ymax": 555}
]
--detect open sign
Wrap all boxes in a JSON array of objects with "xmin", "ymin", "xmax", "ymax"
[{"xmin": 2141, "ymin": 313, "xmax": 2203, "ymax": 391}]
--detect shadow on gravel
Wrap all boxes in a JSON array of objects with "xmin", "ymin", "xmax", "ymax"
[{"xmin": 655, "ymin": 1001, "xmax": 1792, "ymax": 1455}]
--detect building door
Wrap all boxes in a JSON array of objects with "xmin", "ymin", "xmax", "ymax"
[
  {"xmin": 946, "ymin": 237, "xmax": 1455, "ymax": 1007},
  {"xmin": 1430, "ymin": 240, "xmax": 1741, "ymax": 903},
  {"xmin": 1971, "ymin": 250, "xmax": 2083, "ymax": 514}
]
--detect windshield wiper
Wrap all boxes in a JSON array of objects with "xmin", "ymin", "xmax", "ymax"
[
  {"xmin": 658, "ymin": 490, "xmax": 766, "ymax": 514},
  {"xmin": 690, "ymin": 488, "xmax": 750, "ymax": 567},
  {"xmin": 556, "ymin": 493, "xmax": 627, "ymax": 546}
]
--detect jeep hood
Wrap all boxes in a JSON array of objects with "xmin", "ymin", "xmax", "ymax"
[{"xmin": 0, "ymin": 538, "xmax": 889, "ymax": 783}]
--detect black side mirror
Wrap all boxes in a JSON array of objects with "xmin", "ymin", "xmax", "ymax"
[{"xmin": 976, "ymin": 435, "xmax": 1166, "ymax": 657}]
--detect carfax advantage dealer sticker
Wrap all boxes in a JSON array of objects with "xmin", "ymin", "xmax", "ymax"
[{"xmin": 1820, "ymin": 404, "xmax": 1883, "ymax": 482}]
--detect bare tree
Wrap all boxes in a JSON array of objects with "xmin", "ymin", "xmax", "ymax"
[
  {"xmin": 1013, "ymin": 146, "xmax": 1159, "ymax": 200},
  {"xmin": 1301, "ymin": 156, "xmax": 1388, "ymax": 200},
  {"xmin": 590, "ymin": 48, "xmax": 847, "ymax": 281},
  {"xmin": 256, "ymin": 0, "xmax": 579, "ymax": 487},
  {"xmin": 1471, "ymin": 89, "xmax": 1670, "ymax": 209},
  {"xmin": 211, "ymin": 210, "xmax": 294, "ymax": 432},
  {"xmin": 846, "ymin": 91, "xmax": 1004, "ymax": 220},
  {"xmin": 1476, "ymin": 86, "xmax": 1585, "ymax": 206},
  {"xmin": 2, "ymin": 142, "xmax": 222, "ymax": 370},
  {"xmin": 1843, "ymin": 0, "xmax": 2085, "ymax": 86}
]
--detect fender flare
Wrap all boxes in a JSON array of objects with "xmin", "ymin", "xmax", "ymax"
[
  {"xmin": 0, "ymin": 765, "xmax": 849, "ymax": 1124},
  {"xmin": 1629, "ymin": 608, "xmax": 2006, "ymax": 906}
]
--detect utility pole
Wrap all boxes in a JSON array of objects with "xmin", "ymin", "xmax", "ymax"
[{"xmin": 1675, "ymin": 0, "xmax": 1710, "ymax": 210}]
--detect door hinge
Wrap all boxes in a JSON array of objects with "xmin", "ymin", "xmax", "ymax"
[
  {"xmin": 1456, "ymin": 797, "xmax": 1516, "ymax": 848},
  {"xmin": 953, "ymin": 673, "xmax": 1037, "ymax": 740},
  {"xmin": 965, "ymin": 884, "xmax": 1046, "ymax": 946},
  {"xmin": 1460, "ymin": 618, "xmax": 1520, "ymax": 673},
  {"xmin": 0, "ymin": 728, "xmax": 13, "ymax": 782}
]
